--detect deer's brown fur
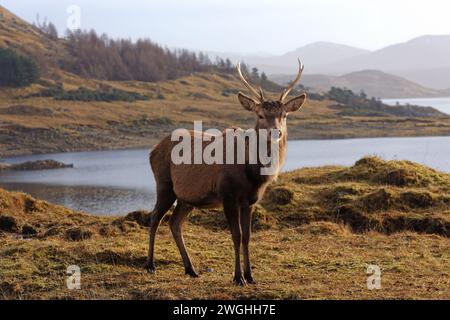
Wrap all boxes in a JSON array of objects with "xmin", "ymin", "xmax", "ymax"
[{"xmin": 145, "ymin": 61, "xmax": 307, "ymax": 285}]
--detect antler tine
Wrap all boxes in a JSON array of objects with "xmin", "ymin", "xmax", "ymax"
[
  {"xmin": 258, "ymin": 87, "xmax": 265, "ymax": 101},
  {"xmin": 237, "ymin": 62, "xmax": 264, "ymax": 102},
  {"xmin": 280, "ymin": 59, "xmax": 304, "ymax": 102}
]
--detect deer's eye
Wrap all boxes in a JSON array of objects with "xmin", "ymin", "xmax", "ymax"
[{"xmin": 258, "ymin": 115, "xmax": 264, "ymax": 120}]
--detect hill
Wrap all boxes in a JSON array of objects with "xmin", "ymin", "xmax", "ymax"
[
  {"xmin": 215, "ymin": 42, "xmax": 369, "ymax": 75},
  {"xmin": 0, "ymin": 157, "xmax": 449, "ymax": 299},
  {"xmin": 2, "ymin": 71, "xmax": 450, "ymax": 158},
  {"xmin": 314, "ymin": 35, "xmax": 450, "ymax": 89},
  {"xmin": 0, "ymin": 5, "xmax": 67, "ymax": 75},
  {"xmin": 1, "ymin": 5, "xmax": 450, "ymax": 158},
  {"xmin": 272, "ymin": 70, "xmax": 445, "ymax": 99},
  {"xmin": 226, "ymin": 35, "xmax": 450, "ymax": 91}
]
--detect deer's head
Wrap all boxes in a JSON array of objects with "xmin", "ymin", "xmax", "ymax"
[{"xmin": 236, "ymin": 60, "xmax": 307, "ymax": 141}]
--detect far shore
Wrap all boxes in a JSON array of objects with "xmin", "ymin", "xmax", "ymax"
[{"xmin": 2, "ymin": 133, "xmax": 450, "ymax": 160}]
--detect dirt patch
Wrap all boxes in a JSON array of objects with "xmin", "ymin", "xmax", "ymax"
[
  {"xmin": 0, "ymin": 281, "xmax": 23, "ymax": 298},
  {"xmin": 297, "ymin": 221, "xmax": 350, "ymax": 236},
  {"xmin": 122, "ymin": 210, "xmax": 151, "ymax": 227},
  {"xmin": 375, "ymin": 168, "xmax": 425, "ymax": 187},
  {"xmin": 65, "ymin": 227, "xmax": 93, "ymax": 241},
  {"xmin": 267, "ymin": 187, "xmax": 294, "ymax": 205},
  {"xmin": 400, "ymin": 191, "xmax": 434, "ymax": 208},
  {"xmin": 383, "ymin": 215, "xmax": 448, "ymax": 237},
  {"xmin": 0, "ymin": 105, "xmax": 54, "ymax": 116},
  {"xmin": 0, "ymin": 215, "xmax": 21, "ymax": 233},
  {"xmin": 361, "ymin": 188, "xmax": 395, "ymax": 212},
  {"xmin": 252, "ymin": 206, "xmax": 277, "ymax": 231},
  {"xmin": 93, "ymin": 250, "xmax": 147, "ymax": 267},
  {"xmin": 22, "ymin": 224, "xmax": 38, "ymax": 237},
  {"xmin": 334, "ymin": 205, "xmax": 379, "ymax": 233}
]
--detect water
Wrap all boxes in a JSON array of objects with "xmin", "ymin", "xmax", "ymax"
[
  {"xmin": 382, "ymin": 96, "xmax": 450, "ymax": 115},
  {"xmin": 1, "ymin": 136, "xmax": 449, "ymax": 215}
]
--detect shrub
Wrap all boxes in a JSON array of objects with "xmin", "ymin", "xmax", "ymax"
[
  {"xmin": 32, "ymin": 84, "xmax": 149, "ymax": 102},
  {"xmin": 0, "ymin": 48, "xmax": 40, "ymax": 87}
]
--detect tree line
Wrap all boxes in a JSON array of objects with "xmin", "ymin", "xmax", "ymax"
[{"xmin": 62, "ymin": 29, "xmax": 237, "ymax": 82}]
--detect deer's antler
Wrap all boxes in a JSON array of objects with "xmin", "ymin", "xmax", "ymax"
[
  {"xmin": 237, "ymin": 63, "xmax": 265, "ymax": 103},
  {"xmin": 280, "ymin": 59, "xmax": 304, "ymax": 102}
]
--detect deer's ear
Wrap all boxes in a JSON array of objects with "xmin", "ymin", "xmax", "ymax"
[
  {"xmin": 284, "ymin": 93, "xmax": 307, "ymax": 113},
  {"xmin": 238, "ymin": 92, "xmax": 258, "ymax": 112}
]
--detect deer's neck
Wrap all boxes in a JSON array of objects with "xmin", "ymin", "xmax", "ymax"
[{"xmin": 245, "ymin": 130, "xmax": 288, "ymax": 186}]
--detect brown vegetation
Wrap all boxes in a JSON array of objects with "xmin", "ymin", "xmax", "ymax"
[{"xmin": 0, "ymin": 157, "xmax": 448, "ymax": 299}]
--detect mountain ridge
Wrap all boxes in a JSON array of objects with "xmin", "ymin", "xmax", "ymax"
[{"xmin": 272, "ymin": 69, "xmax": 447, "ymax": 99}]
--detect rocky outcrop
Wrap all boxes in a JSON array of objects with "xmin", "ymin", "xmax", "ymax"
[{"xmin": 0, "ymin": 159, "xmax": 73, "ymax": 171}]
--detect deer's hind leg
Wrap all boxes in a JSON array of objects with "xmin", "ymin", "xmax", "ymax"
[
  {"xmin": 224, "ymin": 197, "xmax": 245, "ymax": 286},
  {"xmin": 146, "ymin": 184, "xmax": 176, "ymax": 274},
  {"xmin": 241, "ymin": 204, "xmax": 255, "ymax": 284},
  {"xmin": 169, "ymin": 202, "xmax": 198, "ymax": 277}
]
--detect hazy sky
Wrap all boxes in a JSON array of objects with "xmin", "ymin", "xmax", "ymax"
[{"xmin": 3, "ymin": 0, "xmax": 450, "ymax": 54}]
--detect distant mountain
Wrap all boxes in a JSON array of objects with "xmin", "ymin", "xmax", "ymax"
[
  {"xmin": 222, "ymin": 35, "xmax": 450, "ymax": 91},
  {"xmin": 307, "ymin": 36, "xmax": 450, "ymax": 89},
  {"xmin": 210, "ymin": 42, "xmax": 370, "ymax": 74},
  {"xmin": 392, "ymin": 67, "xmax": 450, "ymax": 90},
  {"xmin": 271, "ymin": 70, "xmax": 445, "ymax": 99},
  {"xmin": 259, "ymin": 42, "xmax": 369, "ymax": 74}
]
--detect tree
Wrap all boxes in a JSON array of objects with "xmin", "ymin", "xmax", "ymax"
[
  {"xmin": 35, "ymin": 18, "xmax": 58, "ymax": 40},
  {"xmin": 251, "ymin": 67, "xmax": 260, "ymax": 82},
  {"xmin": 260, "ymin": 72, "xmax": 268, "ymax": 82},
  {"xmin": 46, "ymin": 22, "xmax": 58, "ymax": 40},
  {"xmin": 0, "ymin": 48, "xmax": 40, "ymax": 87}
]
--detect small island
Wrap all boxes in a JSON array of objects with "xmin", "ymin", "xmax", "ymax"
[{"xmin": 0, "ymin": 159, "xmax": 74, "ymax": 171}]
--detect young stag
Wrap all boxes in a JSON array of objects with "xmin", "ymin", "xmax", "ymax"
[{"xmin": 146, "ymin": 60, "xmax": 307, "ymax": 285}]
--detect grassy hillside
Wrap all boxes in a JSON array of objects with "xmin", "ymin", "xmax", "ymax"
[
  {"xmin": 2, "ymin": 71, "xmax": 450, "ymax": 157},
  {"xmin": 0, "ymin": 5, "xmax": 67, "ymax": 75},
  {"xmin": 272, "ymin": 70, "xmax": 445, "ymax": 99},
  {"xmin": 0, "ymin": 157, "xmax": 449, "ymax": 299}
]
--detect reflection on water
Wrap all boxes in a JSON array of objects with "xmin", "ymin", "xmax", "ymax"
[
  {"xmin": 1, "ymin": 136, "xmax": 449, "ymax": 215},
  {"xmin": 0, "ymin": 183, "xmax": 154, "ymax": 216}
]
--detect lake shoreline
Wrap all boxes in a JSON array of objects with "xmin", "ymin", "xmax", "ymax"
[
  {"xmin": 1, "ymin": 136, "xmax": 450, "ymax": 215},
  {"xmin": 3, "ymin": 132, "xmax": 450, "ymax": 160}
]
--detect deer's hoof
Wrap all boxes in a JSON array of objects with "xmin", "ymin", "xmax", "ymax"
[
  {"xmin": 145, "ymin": 262, "xmax": 156, "ymax": 274},
  {"xmin": 233, "ymin": 275, "xmax": 247, "ymax": 286},
  {"xmin": 244, "ymin": 275, "xmax": 256, "ymax": 284},
  {"xmin": 185, "ymin": 267, "xmax": 199, "ymax": 278}
]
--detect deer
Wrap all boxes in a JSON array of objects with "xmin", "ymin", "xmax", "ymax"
[{"xmin": 145, "ymin": 60, "xmax": 307, "ymax": 285}]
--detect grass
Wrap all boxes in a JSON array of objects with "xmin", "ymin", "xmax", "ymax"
[{"xmin": 0, "ymin": 157, "xmax": 449, "ymax": 299}]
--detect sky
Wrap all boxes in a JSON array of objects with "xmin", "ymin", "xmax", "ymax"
[{"xmin": 2, "ymin": 0, "xmax": 450, "ymax": 55}]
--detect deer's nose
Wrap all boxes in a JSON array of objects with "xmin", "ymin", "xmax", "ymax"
[{"xmin": 276, "ymin": 129, "xmax": 283, "ymax": 140}]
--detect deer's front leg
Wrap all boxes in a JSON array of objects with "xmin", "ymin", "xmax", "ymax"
[
  {"xmin": 223, "ymin": 197, "xmax": 246, "ymax": 286},
  {"xmin": 241, "ymin": 204, "xmax": 255, "ymax": 284}
]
